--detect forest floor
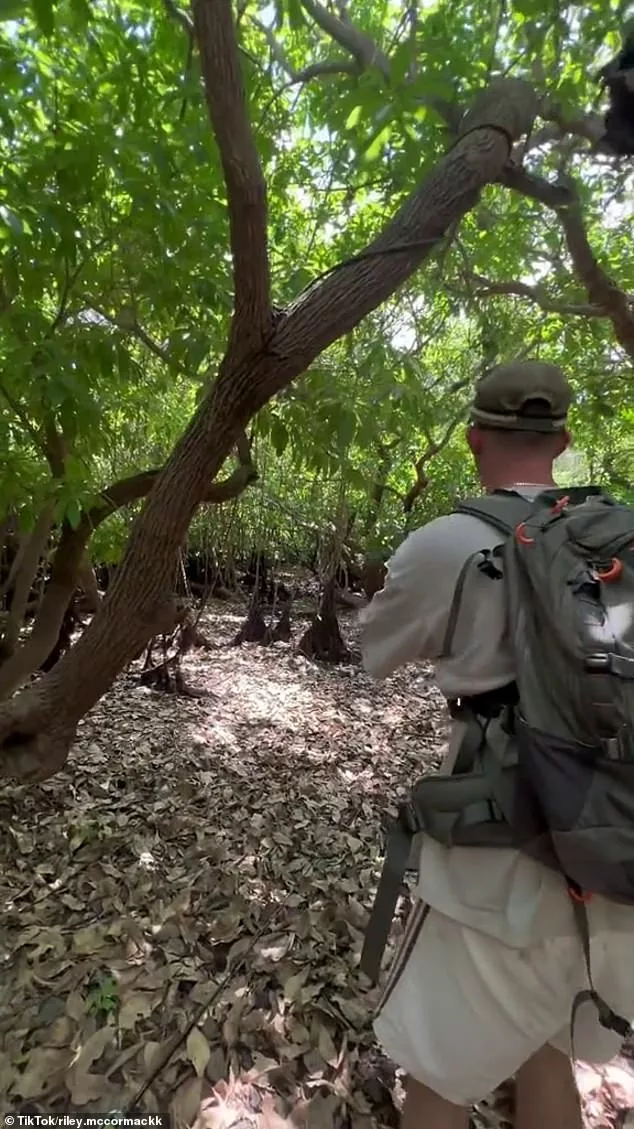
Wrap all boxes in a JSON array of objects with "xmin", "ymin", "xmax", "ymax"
[{"xmin": 1, "ymin": 595, "xmax": 634, "ymax": 1129}]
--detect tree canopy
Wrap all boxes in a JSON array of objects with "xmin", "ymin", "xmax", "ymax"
[{"xmin": 0, "ymin": 0, "xmax": 633, "ymax": 780}]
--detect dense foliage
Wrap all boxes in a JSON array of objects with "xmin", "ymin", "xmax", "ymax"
[{"xmin": 1, "ymin": 0, "xmax": 632, "ymax": 570}]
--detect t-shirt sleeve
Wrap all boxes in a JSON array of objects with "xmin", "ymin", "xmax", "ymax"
[{"xmin": 359, "ymin": 522, "xmax": 455, "ymax": 679}]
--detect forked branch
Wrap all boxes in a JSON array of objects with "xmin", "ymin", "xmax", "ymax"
[
  {"xmin": 500, "ymin": 166, "xmax": 634, "ymax": 358},
  {"xmin": 467, "ymin": 272, "xmax": 605, "ymax": 319},
  {"xmin": 192, "ymin": 0, "xmax": 271, "ymax": 353}
]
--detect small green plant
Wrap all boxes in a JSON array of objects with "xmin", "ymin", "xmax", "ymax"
[{"xmin": 86, "ymin": 972, "xmax": 120, "ymax": 1018}]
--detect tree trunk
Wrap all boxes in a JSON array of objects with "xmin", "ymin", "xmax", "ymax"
[
  {"xmin": 298, "ymin": 579, "xmax": 351, "ymax": 663},
  {"xmin": 0, "ymin": 498, "xmax": 55, "ymax": 659},
  {"xmin": 77, "ymin": 554, "xmax": 101, "ymax": 614},
  {"xmin": 361, "ymin": 557, "xmax": 387, "ymax": 600},
  {"xmin": 0, "ymin": 451, "xmax": 253, "ymax": 701},
  {"xmin": 335, "ymin": 586, "xmax": 369, "ymax": 610},
  {"xmin": 233, "ymin": 600, "xmax": 268, "ymax": 644},
  {"xmin": 0, "ymin": 77, "xmax": 539, "ymax": 782},
  {"xmin": 0, "ymin": 523, "xmax": 87, "ymax": 701},
  {"xmin": 363, "ymin": 447, "xmax": 393, "ymax": 539},
  {"xmin": 265, "ymin": 602, "xmax": 292, "ymax": 644}
]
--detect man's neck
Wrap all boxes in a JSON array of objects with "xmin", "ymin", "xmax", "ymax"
[{"xmin": 482, "ymin": 472, "xmax": 556, "ymax": 491}]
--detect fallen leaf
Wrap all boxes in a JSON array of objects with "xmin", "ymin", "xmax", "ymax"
[
  {"xmin": 68, "ymin": 1068, "xmax": 115, "ymax": 1106},
  {"xmin": 318, "ymin": 1025, "xmax": 338, "ymax": 1068},
  {"xmin": 118, "ymin": 992, "xmax": 155, "ymax": 1030},
  {"xmin": 170, "ymin": 1074, "xmax": 203, "ymax": 1129},
  {"xmin": 73, "ymin": 1024, "xmax": 115, "ymax": 1072},
  {"xmin": 143, "ymin": 1040, "xmax": 163, "ymax": 1073},
  {"xmin": 11, "ymin": 1047, "xmax": 72, "ymax": 1100},
  {"xmin": 283, "ymin": 968, "xmax": 310, "ymax": 1003},
  {"xmin": 248, "ymin": 1054, "xmax": 279, "ymax": 1079},
  {"xmin": 257, "ymin": 934, "xmax": 294, "ymax": 963},
  {"xmin": 73, "ymin": 926, "xmax": 107, "ymax": 955},
  {"xmin": 306, "ymin": 1092, "xmax": 340, "ymax": 1129},
  {"xmin": 66, "ymin": 991, "xmax": 86, "ymax": 1022},
  {"xmin": 186, "ymin": 1027, "xmax": 211, "ymax": 1077},
  {"xmin": 42, "ymin": 1016, "xmax": 75, "ymax": 1047}
]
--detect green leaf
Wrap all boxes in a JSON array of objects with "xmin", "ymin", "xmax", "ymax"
[
  {"xmin": 0, "ymin": 205, "xmax": 25, "ymax": 238},
  {"xmin": 286, "ymin": 0, "xmax": 305, "ymax": 30},
  {"xmin": 65, "ymin": 498, "xmax": 82, "ymax": 530},
  {"xmin": 345, "ymin": 105, "xmax": 363, "ymax": 130},
  {"xmin": 270, "ymin": 417, "xmax": 289, "ymax": 457},
  {"xmin": 336, "ymin": 408, "xmax": 357, "ymax": 450},
  {"xmin": 363, "ymin": 124, "xmax": 391, "ymax": 163},
  {"xmin": 0, "ymin": 0, "xmax": 24, "ymax": 20},
  {"xmin": 69, "ymin": 0, "xmax": 91, "ymax": 25},
  {"xmin": 31, "ymin": 0, "xmax": 56, "ymax": 35}
]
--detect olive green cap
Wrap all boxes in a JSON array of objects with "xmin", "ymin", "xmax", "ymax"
[{"xmin": 471, "ymin": 360, "xmax": 572, "ymax": 433}]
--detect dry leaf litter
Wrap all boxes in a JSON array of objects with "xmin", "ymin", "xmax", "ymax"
[{"xmin": 1, "ymin": 598, "xmax": 633, "ymax": 1129}]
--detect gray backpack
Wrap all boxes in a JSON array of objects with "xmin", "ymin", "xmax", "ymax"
[{"xmin": 361, "ymin": 486, "xmax": 634, "ymax": 1047}]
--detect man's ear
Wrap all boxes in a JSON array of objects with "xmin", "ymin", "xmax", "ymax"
[
  {"xmin": 466, "ymin": 424, "xmax": 483, "ymax": 456},
  {"xmin": 555, "ymin": 428, "xmax": 571, "ymax": 456}
]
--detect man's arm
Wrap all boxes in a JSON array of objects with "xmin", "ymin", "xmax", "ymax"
[{"xmin": 359, "ymin": 523, "xmax": 453, "ymax": 679}]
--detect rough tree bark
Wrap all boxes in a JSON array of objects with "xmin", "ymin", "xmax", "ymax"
[{"xmin": 0, "ymin": 0, "xmax": 539, "ymax": 782}]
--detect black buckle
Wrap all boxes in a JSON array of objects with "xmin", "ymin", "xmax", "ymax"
[{"xmin": 477, "ymin": 549, "xmax": 503, "ymax": 580}]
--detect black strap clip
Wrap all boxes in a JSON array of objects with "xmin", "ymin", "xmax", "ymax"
[{"xmin": 477, "ymin": 548, "xmax": 504, "ymax": 580}]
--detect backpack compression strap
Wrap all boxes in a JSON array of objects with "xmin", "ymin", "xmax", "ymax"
[{"xmin": 568, "ymin": 895, "xmax": 632, "ymax": 1057}]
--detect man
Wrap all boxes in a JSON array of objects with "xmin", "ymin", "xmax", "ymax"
[{"xmin": 359, "ymin": 361, "xmax": 634, "ymax": 1129}]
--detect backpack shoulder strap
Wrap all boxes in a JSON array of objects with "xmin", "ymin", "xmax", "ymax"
[
  {"xmin": 454, "ymin": 489, "xmax": 537, "ymax": 539},
  {"xmin": 441, "ymin": 491, "xmax": 536, "ymax": 659}
]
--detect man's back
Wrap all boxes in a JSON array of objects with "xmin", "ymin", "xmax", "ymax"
[
  {"xmin": 360, "ymin": 498, "xmax": 634, "ymax": 945},
  {"xmin": 362, "ymin": 361, "xmax": 634, "ymax": 1126}
]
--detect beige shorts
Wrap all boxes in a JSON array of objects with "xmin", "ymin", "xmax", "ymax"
[{"xmin": 373, "ymin": 901, "xmax": 634, "ymax": 1107}]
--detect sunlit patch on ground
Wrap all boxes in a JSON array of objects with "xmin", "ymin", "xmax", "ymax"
[{"xmin": 0, "ymin": 600, "xmax": 631, "ymax": 1128}]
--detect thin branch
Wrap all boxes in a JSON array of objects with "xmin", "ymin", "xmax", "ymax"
[
  {"xmin": 253, "ymin": 17, "xmax": 357, "ymax": 84},
  {"xmin": 466, "ymin": 271, "xmax": 605, "ymax": 318},
  {"xmin": 0, "ymin": 383, "xmax": 42, "ymax": 450},
  {"xmin": 92, "ymin": 305, "xmax": 174, "ymax": 366},
  {"xmin": 522, "ymin": 103, "xmax": 606, "ymax": 153},
  {"xmin": 500, "ymin": 165, "xmax": 634, "ymax": 358},
  {"xmin": 192, "ymin": 0, "xmax": 271, "ymax": 354},
  {"xmin": 300, "ymin": 0, "xmax": 391, "ymax": 78},
  {"xmin": 87, "ymin": 435, "xmax": 257, "ymax": 529},
  {"xmin": 406, "ymin": 0, "xmax": 419, "ymax": 80},
  {"xmin": 297, "ymin": 0, "xmax": 458, "ymax": 126},
  {"xmin": 402, "ymin": 408, "xmax": 467, "ymax": 513},
  {"xmin": 163, "ymin": 0, "xmax": 193, "ymax": 36}
]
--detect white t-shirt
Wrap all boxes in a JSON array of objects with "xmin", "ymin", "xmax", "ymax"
[{"xmin": 359, "ymin": 489, "xmax": 633, "ymax": 946}]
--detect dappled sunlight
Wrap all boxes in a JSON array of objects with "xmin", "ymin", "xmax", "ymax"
[
  {"xmin": 0, "ymin": 602, "xmax": 443, "ymax": 1123},
  {"xmin": 1, "ymin": 600, "xmax": 632, "ymax": 1127}
]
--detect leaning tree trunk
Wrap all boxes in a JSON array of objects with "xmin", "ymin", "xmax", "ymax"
[{"xmin": 0, "ymin": 58, "xmax": 539, "ymax": 781}]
